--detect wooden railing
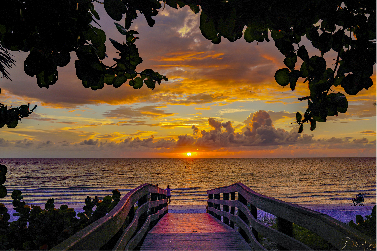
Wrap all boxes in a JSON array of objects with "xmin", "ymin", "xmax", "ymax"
[
  {"xmin": 52, "ymin": 184, "xmax": 168, "ymax": 250},
  {"xmin": 207, "ymin": 183, "xmax": 374, "ymax": 250}
]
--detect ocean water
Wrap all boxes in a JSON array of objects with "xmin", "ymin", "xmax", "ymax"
[{"xmin": 0, "ymin": 158, "xmax": 375, "ymax": 222}]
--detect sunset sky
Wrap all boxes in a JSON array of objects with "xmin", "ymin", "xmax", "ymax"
[{"xmin": 0, "ymin": 4, "xmax": 375, "ymax": 158}]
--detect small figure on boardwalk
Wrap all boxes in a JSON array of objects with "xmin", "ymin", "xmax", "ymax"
[
  {"xmin": 166, "ymin": 185, "xmax": 171, "ymax": 203},
  {"xmin": 352, "ymin": 193, "xmax": 364, "ymax": 206}
]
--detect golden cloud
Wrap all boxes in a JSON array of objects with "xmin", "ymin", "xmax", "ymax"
[{"xmin": 156, "ymin": 51, "xmax": 225, "ymax": 62}]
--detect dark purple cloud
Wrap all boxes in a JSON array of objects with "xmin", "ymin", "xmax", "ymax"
[{"xmin": 80, "ymin": 139, "xmax": 99, "ymax": 145}]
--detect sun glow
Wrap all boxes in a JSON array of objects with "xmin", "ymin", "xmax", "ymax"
[{"xmin": 186, "ymin": 152, "xmax": 192, "ymax": 157}]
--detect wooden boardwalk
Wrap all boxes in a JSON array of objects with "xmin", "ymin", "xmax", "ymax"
[
  {"xmin": 52, "ymin": 183, "xmax": 374, "ymax": 250},
  {"xmin": 141, "ymin": 213, "xmax": 251, "ymax": 250}
]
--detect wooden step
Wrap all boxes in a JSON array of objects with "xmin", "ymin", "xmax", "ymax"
[{"xmin": 141, "ymin": 213, "xmax": 251, "ymax": 250}]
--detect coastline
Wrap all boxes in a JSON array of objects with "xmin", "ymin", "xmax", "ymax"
[
  {"xmin": 303, "ymin": 203, "xmax": 375, "ymax": 223},
  {"xmin": 5, "ymin": 203, "xmax": 375, "ymax": 224},
  {"xmin": 167, "ymin": 204, "xmax": 375, "ymax": 224}
]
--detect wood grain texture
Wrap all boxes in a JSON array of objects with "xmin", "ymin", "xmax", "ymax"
[{"xmin": 141, "ymin": 213, "xmax": 251, "ymax": 250}]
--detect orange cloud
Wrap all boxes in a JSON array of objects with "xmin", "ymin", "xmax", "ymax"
[{"xmin": 156, "ymin": 51, "xmax": 224, "ymax": 62}]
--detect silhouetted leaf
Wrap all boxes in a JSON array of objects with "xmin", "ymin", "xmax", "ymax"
[
  {"xmin": 275, "ymin": 68, "xmax": 290, "ymax": 86},
  {"xmin": 24, "ymin": 49, "xmax": 43, "ymax": 77},
  {"xmin": 113, "ymin": 75, "xmax": 127, "ymax": 88},
  {"xmin": 0, "ymin": 164, "xmax": 6, "ymax": 178},
  {"xmin": 200, "ymin": 11, "xmax": 220, "ymax": 44},
  {"xmin": 284, "ymin": 54, "xmax": 297, "ymax": 70},
  {"xmin": 296, "ymin": 112, "xmax": 302, "ymax": 122},
  {"xmin": 125, "ymin": 8, "xmax": 137, "ymax": 29},
  {"xmin": 55, "ymin": 51, "xmax": 71, "ymax": 67},
  {"xmin": 104, "ymin": 74, "xmax": 115, "ymax": 85},
  {"xmin": 115, "ymin": 23, "xmax": 128, "ymax": 35},
  {"xmin": 341, "ymin": 74, "xmax": 373, "ymax": 95},
  {"xmin": 309, "ymin": 56, "xmax": 326, "ymax": 77},
  {"xmin": 300, "ymin": 61, "xmax": 309, "ymax": 78},
  {"xmin": 271, "ymin": 29, "xmax": 284, "ymax": 40},
  {"xmin": 11, "ymin": 190, "xmax": 23, "ymax": 200},
  {"xmin": 289, "ymin": 70, "xmax": 300, "ymax": 90},
  {"xmin": 89, "ymin": 4, "xmax": 100, "ymax": 20},
  {"xmin": 129, "ymin": 77, "xmax": 143, "ymax": 89},
  {"xmin": 189, "ymin": 4, "xmax": 200, "ymax": 14},
  {"xmin": 7, "ymin": 119, "xmax": 17, "ymax": 128},
  {"xmin": 109, "ymin": 38, "xmax": 125, "ymax": 52},
  {"xmin": 297, "ymin": 45, "xmax": 309, "ymax": 61},
  {"xmin": 310, "ymin": 119, "xmax": 316, "ymax": 131},
  {"xmin": 274, "ymin": 38, "xmax": 294, "ymax": 56},
  {"xmin": 244, "ymin": 25, "xmax": 268, "ymax": 43},
  {"xmin": 104, "ymin": 0, "xmax": 126, "ymax": 21},
  {"xmin": 332, "ymin": 29, "xmax": 344, "ymax": 52},
  {"xmin": 298, "ymin": 124, "xmax": 303, "ymax": 133},
  {"xmin": 318, "ymin": 32, "xmax": 332, "ymax": 54},
  {"xmin": 0, "ymin": 185, "xmax": 6, "ymax": 198}
]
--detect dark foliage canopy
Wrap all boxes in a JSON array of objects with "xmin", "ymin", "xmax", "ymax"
[{"xmin": 0, "ymin": 0, "xmax": 375, "ymax": 132}]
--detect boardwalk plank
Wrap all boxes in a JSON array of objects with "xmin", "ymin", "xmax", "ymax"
[{"xmin": 141, "ymin": 213, "xmax": 251, "ymax": 250}]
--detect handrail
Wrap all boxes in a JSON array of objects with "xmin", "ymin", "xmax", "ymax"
[
  {"xmin": 52, "ymin": 184, "xmax": 168, "ymax": 250},
  {"xmin": 207, "ymin": 183, "xmax": 375, "ymax": 250}
]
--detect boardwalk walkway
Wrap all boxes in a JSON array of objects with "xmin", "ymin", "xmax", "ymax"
[{"xmin": 141, "ymin": 213, "xmax": 251, "ymax": 250}]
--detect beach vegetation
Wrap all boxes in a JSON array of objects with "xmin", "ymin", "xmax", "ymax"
[
  {"xmin": 257, "ymin": 207, "xmax": 377, "ymax": 250},
  {"xmin": 0, "ymin": 188, "xmax": 121, "ymax": 250},
  {"xmin": 257, "ymin": 217, "xmax": 333, "ymax": 250},
  {"xmin": 348, "ymin": 205, "xmax": 376, "ymax": 245}
]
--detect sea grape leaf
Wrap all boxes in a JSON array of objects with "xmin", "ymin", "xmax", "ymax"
[
  {"xmin": 289, "ymin": 70, "xmax": 301, "ymax": 90},
  {"xmin": 310, "ymin": 119, "xmax": 316, "ymax": 131},
  {"xmin": 296, "ymin": 112, "xmax": 302, "ymax": 122},
  {"xmin": 189, "ymin": 4, "xmax": 200, "ymax": 14},
  {"xmin": 244, "ymin": 25, "xmax": 267, "ymax": 43},
  {"xmin": 129, "ymin": 77, "xmax": 143, "ymax": 89},
  {"xmin": 104, "ymin": 0, "xmax": 126, "ymax": 21},
  {"xmin": 297, "ymin": 45, "xmax": 309, "ymax": 61},
  {"xmin": 341, "ymin": 74, "xmax": 373, "ymax": 95},
  {"xmin": 298, "ymin": 124, "xmax": 303, "ymax": 133},
  {"xmin": 115, "ymin": 23, "xmax": 128, "ymax": 35},
  {"xmin": 275, "ymin": 68, "xmax": 290, "ymax": 86},
  {"xmin": 284, "ymin": 54, "xmax": 297, "ymax": 70},
  {"xmin": 55, "ymin": 51, "xmax": 71, "ymax": 67},
  {"xmin": 200, "ymin": 11, "xmax": 221, "ymax": 44},
  {"xmin": 0, "ymin": 185, "xmax": 6, "ymax": 198},
  {"xmin": 113, "ymin": 75, "xmax": 127, "ymax": 88}
]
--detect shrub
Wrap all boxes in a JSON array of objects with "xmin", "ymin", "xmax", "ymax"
[
  {"xmin": 348, "ymin": 205, "xmax": 376, "ymax": 240},
  {"xmin": 0, "ymin": 189, "xmax": 121, "ymax": 250}
]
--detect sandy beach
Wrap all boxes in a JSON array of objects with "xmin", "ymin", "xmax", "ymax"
[
  {"xmin": 304, "ymin": 204, "xmax": 375, "ymax": 223},
  {"xmin": 167, "ymin": 204, "xmax": 375, "ymax": 224}
]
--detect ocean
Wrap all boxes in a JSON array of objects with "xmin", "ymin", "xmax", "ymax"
[{"xmin": 0, "ymin": 157, "xmax": 375, "ymax": 223}]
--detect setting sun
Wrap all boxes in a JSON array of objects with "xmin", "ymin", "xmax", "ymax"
[{"xmin": 186, "ymin": 152, "xmax": 192, "ymax": 157}]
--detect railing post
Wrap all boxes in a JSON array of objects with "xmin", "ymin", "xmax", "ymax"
[
  {"xmin": 238, "ymin": 193, "xmax": 250, "ymax": 243},
  {"xmin": 150, "ymin": 192, "xmax": 158, "ymax": 229},
  {"xmin": 249, "ymin": 203, "xmax": 259, "ymax": 242},
  {"xmin": 151, "ymin": 192, "xmax": 157, "ymax": 214},
  {"xmin": 230, "ymin": 192, "xmax": 235, "ymax": 228},
  {"xmin": 137, "ymin": 193, "xmax": 149, "ymax": 232},
  {"xmin": 208, "ymin": 193, "xmax": 214, "ymax": 216},
  {"xmin": 277, "ymin": 217, "xmax": 293, "ymax": 250},
  {"xmin": 214, "ymin": 193, "xmax": 221, "ymax": 220},
  {"xmin": 127, "ymin": 205, "xmax": 135, "ymax": 227},
  {"xmin": 223, "ymin": 193, "xmax": 229, "ymax": 225}
]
